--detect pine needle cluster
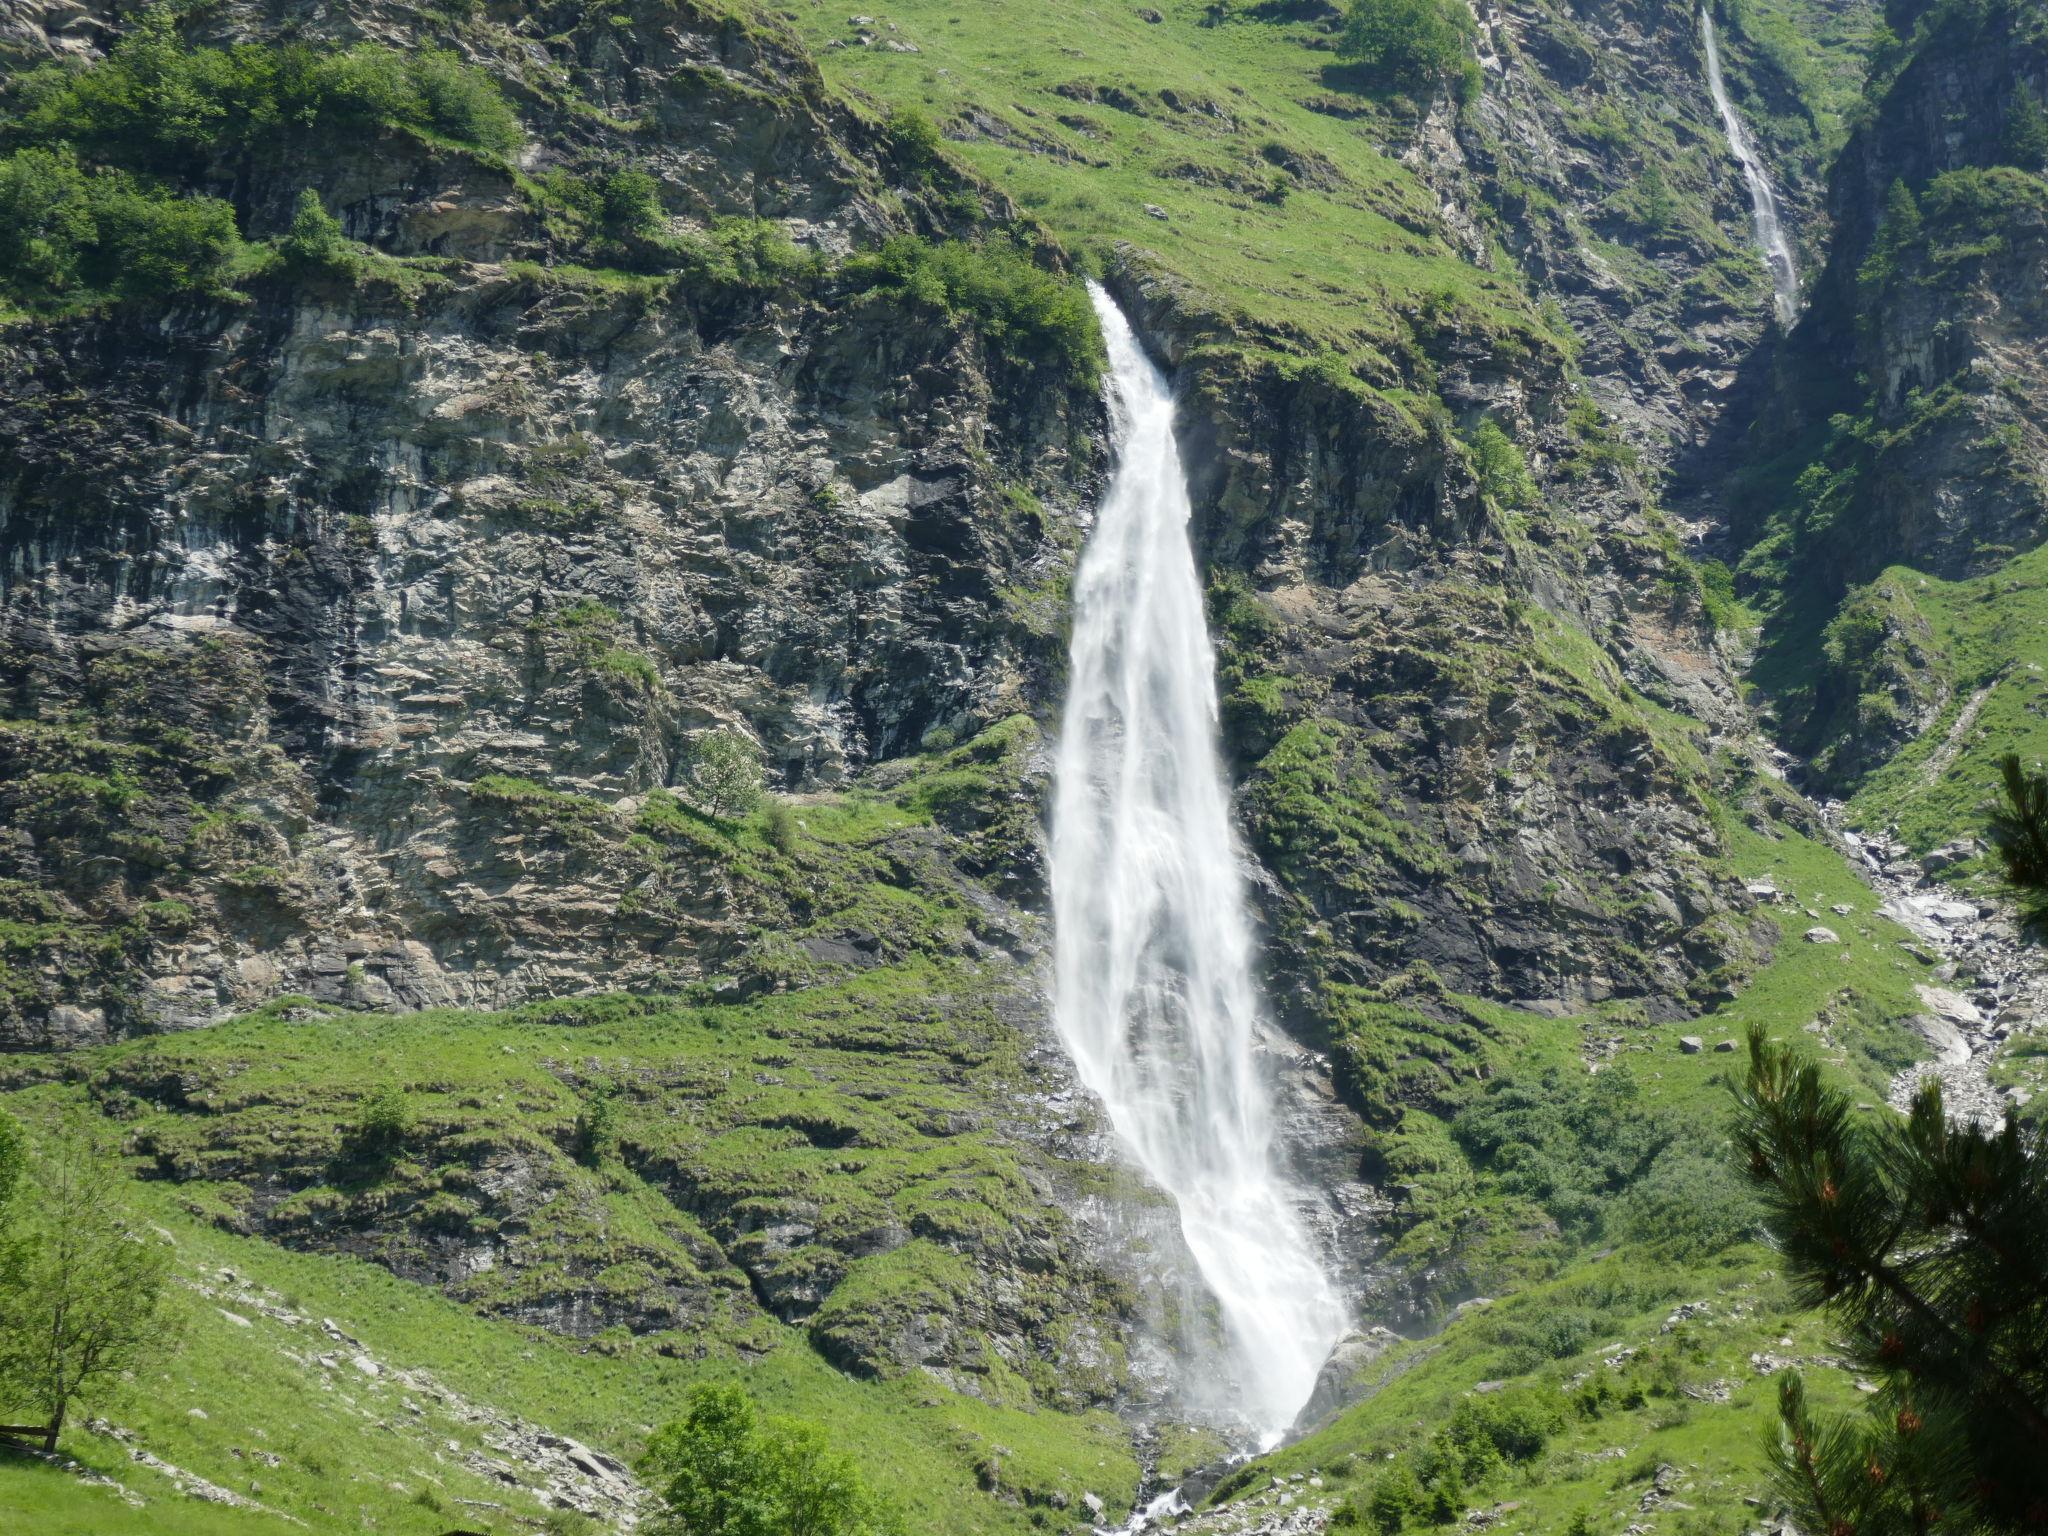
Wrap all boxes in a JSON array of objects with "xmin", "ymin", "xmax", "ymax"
[{"xmin": 1731, "ymin": 1027, "xmax": 2048, "ymax": 1535}]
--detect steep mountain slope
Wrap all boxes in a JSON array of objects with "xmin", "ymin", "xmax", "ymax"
[
  {"xmin": 0, "ymin": 0, "xmax": 2010, "ymax": 1531},
  {"xmin": 1704, "ymin": 0, "xmax": 2048, "ymax": 841}
]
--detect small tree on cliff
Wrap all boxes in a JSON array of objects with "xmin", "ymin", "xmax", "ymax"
[
  {"xmin": 2006, "ymin": 89, "xmax": 2048, "ymax": 172},
  {"xmin": 1730, "ymin": 1026, "xmax": 2048, "ymax": 1535},
  {"xmin": 684, "ymin": 729, "xmax": 763, "ymax": 821}
]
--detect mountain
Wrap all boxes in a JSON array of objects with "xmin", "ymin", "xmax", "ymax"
[{"xmin": 0, "ymin": 0, "xmax": 2041, "ymax": 1531}]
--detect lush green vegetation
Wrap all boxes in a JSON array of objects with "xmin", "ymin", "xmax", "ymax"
[
  {"xmin": 1464, "ymin": 418, "xmax": 1537, "ymax": 510},
  {"xmin": 0, "ymin": 966, "xmax": 1140, "ymax": 1532},
  {"xmin": 0, "ymin": 11, "xmax": 518, "ymax": 313},
  {"xmin": 779, "ymin": 0, "xmax": 1560, "ymax": 381},
  {"xmin": 1336, "ymin": 0, "xmax": 1479, "ymax": 103},
  {"xmin": 845, "ymin": 235, "xmax": 1103, "ymax": 387},
  {"xmin": 1231, "ymin": 1244, "xmax": 1875, "ymax": 1536},
  {"xmin": 7, "ymin": 9, "xmax": 519, "ymax": 173},
  {"xmin": 0, "ymin": 146, "xmax": 242, "ymax": 309},
  {"xmin": 1718, "ymin": 0, "xmax": 1883, "ymax": 163},
  {"xmin": 640, "ymin": 1383, "xmax": 901, "ymax": 1536}
]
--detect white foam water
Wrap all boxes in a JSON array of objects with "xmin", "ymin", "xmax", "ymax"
[
  {"xmin": 1701, "ymin": 6, "xmax": 1801, "ymax": 326},
  {"xmin": 1049, "ymin": 284, "xmax": 1347, "ymax": 1446}
]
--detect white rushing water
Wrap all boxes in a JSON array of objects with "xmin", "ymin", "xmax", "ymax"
[
  {"xmin": 1701, "ymin": 6, "xmax": 1800, "ymax": 326},
  {"xmin": 1050, "ymin": 284, "xmax": 1347, "ymax": 1445}
]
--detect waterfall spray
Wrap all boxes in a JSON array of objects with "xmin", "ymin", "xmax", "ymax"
[
  {"xmin": 1050, "ymin": 284, "xmax": 1346, "ymax": 1445},
  {"xmin": 1701, "ymin": 5, "xmax": 1800, "ymax": 326}
]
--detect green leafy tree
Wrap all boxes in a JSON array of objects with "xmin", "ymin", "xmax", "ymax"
[
  {"xmin": 1338, "ymin": 0, "xmax": 1477, "ymax": 98},
  {"xmin": 1988, "ymin": 751, "xmax": 2048, "ymax": 917},
  {"xmin": 639, "ymin": 1383, "xmax": 899, "ymax": 1536},
  {"xmin": 0, "ymin": 147, "xmax": 96, "ymax": 302},
  {"xmin": 0, "ymin": 145, "xmax": 241, "ymax": 311},
  {"xmin": 1731, "ymin": 1026, "xmax": 2048, "ymax": 1536},
  {"xmin": 597, "ymin": 166, "xmax": 665, "ymax": 245},
  {"xmin": 89, "ymin": 177, "xmax": 242, "ymax": 297},
  {"xmin": 0, "ymin": 1117, "xmax": 173, "ymax": 1450},
  {"xmin": 684, "ymin": 729, "xmax": 764, "ymax": 820},
  {"xmin": 1366, "ymin": 1466, "xmax": 1425, "ymax": 1534},
  {"xmin": 883, "ymin": 107, "xmax": 946, "ymax": 183},
  {"xmin": 279, "ymin": 187, "xmax": 353, "ymax": 272}
]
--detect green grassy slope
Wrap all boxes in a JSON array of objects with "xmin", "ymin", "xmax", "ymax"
[
  {"xmin": 1829, "ymin": 545, "xmax": 2048, "ymax": 854},
  {"xmin": 778, "ymin": 0, "xmax": 1558, "ymax": 371},
  {"xmin": 0, "ymin": 984, "xmax": 1141, "ymax": 1534},
  {"xmin": 1184, "ymin": 809, "xmax": 1931, "ymax": 1530}
]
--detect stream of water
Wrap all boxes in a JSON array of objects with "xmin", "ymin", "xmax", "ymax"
[
  {"xmin": 1701, "ymin": 6, "xmax": 1800, "ymax": 326},
  {"xmin": 1049, "ymin": 284, "xmax": 1347, "ymax": 1446}
]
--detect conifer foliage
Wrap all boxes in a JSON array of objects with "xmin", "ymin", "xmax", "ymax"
[
  {"xmin": 1731, "ymin": 1027, "xmax": 2048, "ymax": 1535},
  {"xmin": 1988, "ymin": 751, "xmax": 2048, "ymax": 918}
]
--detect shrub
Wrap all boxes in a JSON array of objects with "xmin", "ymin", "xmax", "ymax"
[
  {"xmin": 691, "ymin": 217, "xmax": 824, "ymax": 292},
  {"xmin": 353, "ymin": 1082, "xmax": 415, "ymax": 1157},
  {"xmin": 844, "ymin": 235, "xmax": 1102, "ymax": 388},
  {"xmin": 0, "ymin": 147, "xmax": 95, "ymax": 301},
  {"xmin": 1464, "ymin": 418, "xmax": 1537, "ymax": 509},
  {"xmin": 760, "ymin": 799, "xmax": 799, "ymax": 855},
  {"xmin": 574, "ymin": 1083, "xmax": 620, "ymax": 1167},
  {"xmin": 2006, "ymin": 87, "xmax": 2048, "ymax": 170},
  {"xmin": 1608, "ymin": 1142, "xmax": 1764, "ymax": 1259},
  {"xmin": 1366, "ymin": 1467, "xmax": 1426, "ymax": 1533},
  {"xmin": 278, "ymin": 188, "xmax": 354, "ymax": 273},
  {"xmin": 1337, "ymin": 0, "xmax": 1478, "ymax": 99},
  {"xmin": 1489, "ymin": 1305, "xmax": 1606, "ymax": 1367},
  {"xmin": 1694, "ymin": 558, "xmax": 1741, "ymax": 631},
  {"xmin": 1451, "ymin": 1067, "xmax": 1669, "ymax": 1241},
  {"xmin": 1443, "ymin": 1389, "xmax": 1560, "ymax": 1464},
  {"xmin": 537, "ymin": 164, "xmax": 672, "ymax": 266},
  {"xmin": 89, "ymin": 177, "xmax": 242, "ymax": 296},
  {"xmin": 884, "ymin": 106, "xmax": 947, "ymax": 183},
  {"xmin": 596, "ymin": 166, "xmax": 664, "ymax": 243}
]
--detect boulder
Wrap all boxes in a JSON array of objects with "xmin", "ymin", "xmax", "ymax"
[{"xmin": 1291, "ymin": 1326, "xmax": 1400, "ymax": 1433}]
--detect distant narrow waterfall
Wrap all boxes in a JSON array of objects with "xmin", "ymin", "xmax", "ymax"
[
  {"xmin": 1049, "ymin": 284, "xmax": 1346, "ymax": 1445},
  {"xmin": 1701, "ymin": 6, "xmax": 1800, "ymax": 326}
]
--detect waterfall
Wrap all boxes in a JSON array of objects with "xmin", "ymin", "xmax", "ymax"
[
  {"xmin": 1701, "ymin": 6, "xmax": 1800, "ymax": 326},
  {"xmin": 1049, "ymin": 284, "xmax": 1346, "ymax": 1446}
]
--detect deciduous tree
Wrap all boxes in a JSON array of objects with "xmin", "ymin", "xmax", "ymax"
[{"xmin": 0, "ymin": 1117, "xmax": 173, "ymax": 1450}]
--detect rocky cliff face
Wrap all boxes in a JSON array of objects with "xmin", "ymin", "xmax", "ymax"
[
  {"xmin": 0, "ymin": 0, "xmax": 1098, "ymax": 1047},
  {"xmin": 0, "ymin": 0, "xmax": 1972, "ymax": 1514},
  {"xmin": 1700, "ymin": 0, "xmax": 2048, "ymax": 792},
  {"xmin": 1406, "ymin": 0, "xmax": 1873, "ymax": 462}
]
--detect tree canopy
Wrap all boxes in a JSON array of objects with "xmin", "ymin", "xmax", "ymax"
[
  {"xmin": 639, "ymin": 1383, "xmax": 900, "ymax": 1536},
  {"xmin": 1732, "ymin": 1026, "xmax": 2048, "ymax": 1535}
]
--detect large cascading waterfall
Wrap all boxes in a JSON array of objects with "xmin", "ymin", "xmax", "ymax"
[
  {"xmin": 1050, "ymin": 284, "xmax": 1347, "ymax": 1445},
  {"xmin": 1700, "ymin": 5, "xmax": 1800, "ymax": 326}
]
